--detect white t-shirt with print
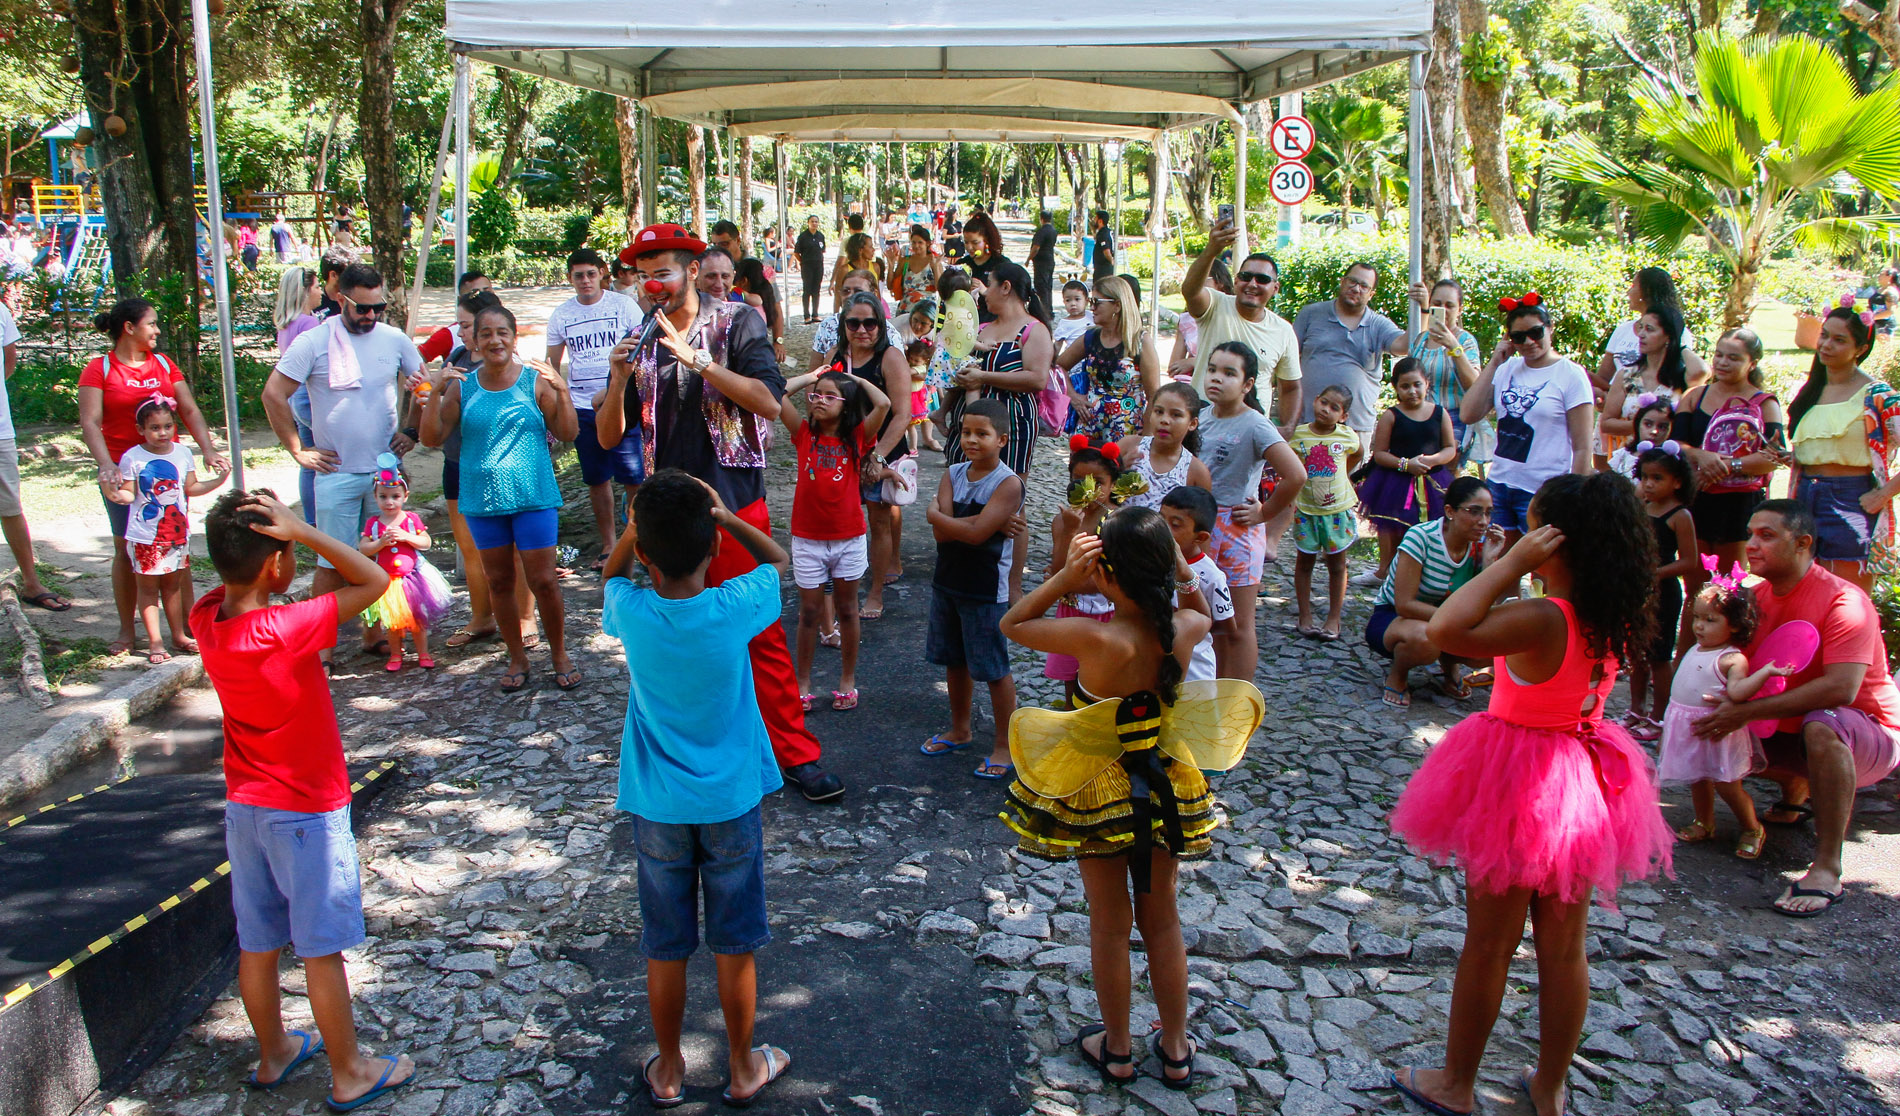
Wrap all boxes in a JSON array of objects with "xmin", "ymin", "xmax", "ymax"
[
  {"xmin": 116, "ymin": 443, "xmax": 196, "ymax": 546},
  {"xmin": 1178, "ymin": 552, "xmax": 1235, "ymax": 682},
  {"xmin": 546, "ymin": 290, "xmax": 643, "ymax": 411},
  {"xmin": 1487, "ymin": 356, "xmax": 1594, "ymax": 494}
]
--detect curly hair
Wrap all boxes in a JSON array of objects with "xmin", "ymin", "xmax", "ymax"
[
  {"xmin": 1696, "ymin": 580, "xmax": 1760, "ymax": 646},
  {"xmin": 1531, "ymin": 471, "xmax": 1657, "ymax": 668},
  {"xmin": 1098, "ymin": 505, "xmax": 1184, "ymax": 704}
]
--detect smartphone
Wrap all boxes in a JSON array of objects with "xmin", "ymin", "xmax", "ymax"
[
  {"xmin": 1217, "ymin": 203, "xmax": 1235, "ymax": 227},
  {"xmin": 1428, "ymin": 305, "xmax": 1446, "ymax": 332}
]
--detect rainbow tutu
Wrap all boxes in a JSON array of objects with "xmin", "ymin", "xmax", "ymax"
[{"xmin": 361, "ymin": 557, "xmax": 452, "ymax": 634}]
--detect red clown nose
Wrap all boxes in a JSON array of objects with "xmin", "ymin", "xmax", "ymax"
[{"xmin": 644, "ymin": 279, "xmax": 666, "ymax": 296}]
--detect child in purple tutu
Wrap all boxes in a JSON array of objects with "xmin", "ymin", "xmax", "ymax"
[
  {"xmin": 357, "ymin": 455, "xmax": 451, "ymax": 672},
  {"xmin": 1359, "ymin": 358, "xmax": 1455, "ymax": 585},
  {"xmin": 1388, "ymin": 471, "xmax": 1673, "ymax": 1116}
]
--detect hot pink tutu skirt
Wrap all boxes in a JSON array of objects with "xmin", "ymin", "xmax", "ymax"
[{"xmin": 1390, "ymin": 713, "xmax": 1673, "ymax": 904}]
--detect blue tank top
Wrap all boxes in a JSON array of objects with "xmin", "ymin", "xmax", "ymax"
[{"xmin": 458, "ymin": 363, "xmax": 561, "ymax": 518}]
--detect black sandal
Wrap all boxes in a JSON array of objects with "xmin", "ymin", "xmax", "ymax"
[
  {"xmin": 1075, "ymin": 1025, "xmax": 1134, "ymax": 1086},
  {"xmin": 1763, "ymin": 800, "xmax": 1813, "ymax": 827},
  {"xmin": 1151, "ymin": 1031, "xmax": 1196, "ymax": 1091}
]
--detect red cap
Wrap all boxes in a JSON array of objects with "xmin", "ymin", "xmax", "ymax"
[{"xmin": 620, "ymin": 223, "xmax": 706, "ymax": 264}]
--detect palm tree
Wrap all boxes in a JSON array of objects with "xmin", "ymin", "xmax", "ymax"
[
  {"xmin": 1309, "ymin": 96, "xmax": 1402, "ymax": 229},
  {"xmin": 1551, "ymin": 30, "xmax": 1900, "ymax": 329}
]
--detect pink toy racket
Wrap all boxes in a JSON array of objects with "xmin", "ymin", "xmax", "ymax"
[{"xmin": 1748, "ymin": 620, "xmax": 1819, "ymax": 737}]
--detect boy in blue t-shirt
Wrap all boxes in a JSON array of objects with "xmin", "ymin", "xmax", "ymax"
[{"xmin": 600, "ymin": 469, "xmax": 792, "ymax": 1108}]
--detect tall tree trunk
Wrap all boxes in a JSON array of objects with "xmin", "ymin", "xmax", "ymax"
[
  {"xmin": 493, "ymin": 67, "xmax": 539, "ymax": 187},
  {"xmin": 900, "ymin": 142, "xmax": 911, "ymax": 208},
  {"xmin": 1177, "ymin": 130, "xmax": 1213, "ymax": 233},
  {"xmin": 687, "ymin": 125, "xmax": 705, "ymax": 238},
  {"xmin": 1092, "ymin": 144, "xmax": 1108, "ymax": 214},
  {"xmin": 614, "ymin": 97, "xmax": 643, "ymax": 237},
  {"xmin": 1843, "ymin": 0, "xmax": 1900, "ymax": 70},
  {"xmin": 1460, "ymin": 0, "xmax": 1530, "ymax": 237},
  {"xmin": 1141, "ymin": 142, "xmax": 1159, "ymax": 228},
  {"xmin": 74, "ymin": 0, "xmax": 202, "ymax": 379},
  {"xmin": 1419, "ymin": 0, "xmax": 1461, "ymax": 281},
  {"xmin": 736, "ymin": 134, "xmax": 753, "ymax": 245},
  {"xmin": 359, "ymin": 0, "xmax": 413, "ymax": 317},
  {"xmin": 1060, "ymin": 143, "xmax": 1085, "ymax": 248},
  {"xmin": 924, "ymin": 147, "xmax": 938, "ymax": 207}
]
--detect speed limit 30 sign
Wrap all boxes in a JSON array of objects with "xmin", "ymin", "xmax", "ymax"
[
  {"xmin": 1269, "ymin": 161, "xmax": 1314, "ymax": 207},
  {"xmin": 1269, "ymin": 115, "xmax": 1315, "ymax": 161}
]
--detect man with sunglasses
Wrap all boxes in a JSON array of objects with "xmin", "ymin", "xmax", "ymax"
[
  {"xmin": 1181, "ymin": 217, "xmax": 1300, "ymax": 429},
  {"xmin": 599, "ymin": 224, "xmax": 844, "ymax": 804},
  {"xmin": 262, "ymin": 262, "xmax": 423, "ymax": 664},
  {"xmin": 1293, "ymin": 261, "xmax": 1410, "ymax": 443}
]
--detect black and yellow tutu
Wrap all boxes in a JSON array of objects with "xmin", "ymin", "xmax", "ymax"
[{"xmin": 1000, "ymin": 679, "xmax": 1264, "ymax": 890}]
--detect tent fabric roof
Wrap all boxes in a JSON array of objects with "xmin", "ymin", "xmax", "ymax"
[{"xmin": 448, "ymin": 0, "xmax": 1430, "ymax": 139}]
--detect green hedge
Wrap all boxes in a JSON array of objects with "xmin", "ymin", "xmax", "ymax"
[
  {"xmin": 9, "ymin": 351, "xmax": 274, "ymax": 428},
  {"xmin": 425, "ymin": 248, "xmax": 570, "ymax": 287}
]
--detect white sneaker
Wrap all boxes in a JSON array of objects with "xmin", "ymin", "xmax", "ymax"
[{"xmin": 1348, "ymin": 570, "xmax": 1384, "ymax": 587}]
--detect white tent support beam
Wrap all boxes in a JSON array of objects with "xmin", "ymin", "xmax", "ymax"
[
  {"xmin": 453, "ymin": 52, "xmax": 470, "ymax": 282},
  {"xmin": 1407, "ymin": 52, "xmax": 1424, "ymax": 335},
  {"xmin": 409, "ymin": 103, "xmax": 456, "ymax": 332},
  {"xmin": 190, "ymin": 0, "xmax": 242, "ymax": 490},
  {"xmin": 775, "ymin": 140, "xmax": 790, "ymax": 332},
  {"xmin": 1232, "ymin": 115, "xmax": 1247, "ymax": 261},
  {"xmin": 1149, "ymin": 131, "xmax": 1169, "ymax": 340}
]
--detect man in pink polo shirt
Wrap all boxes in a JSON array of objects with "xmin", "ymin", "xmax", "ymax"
[{"xmin": 1695, "ymin": 499, "xmax": 1900, "ymax": 918}]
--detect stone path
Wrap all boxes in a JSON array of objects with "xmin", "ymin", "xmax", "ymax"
[{"xmin": 94, "ymin": 309, "xmax": 1900, "ymax": 1116}]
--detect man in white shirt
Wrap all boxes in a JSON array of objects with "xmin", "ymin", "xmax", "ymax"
[
  {"xmin": 545, "ymin": 248, "xmax": 644, "ymax": 569},
  {"xmin": 0, "ymin": 304, "xmax": 69, "ymax": 611}
]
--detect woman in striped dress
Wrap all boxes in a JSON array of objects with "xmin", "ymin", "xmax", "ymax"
[{"xmin": 1363, "ymin": 475, "xmax": 1503, "ymax": 709}]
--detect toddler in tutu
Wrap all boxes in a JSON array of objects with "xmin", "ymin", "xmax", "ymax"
[
  {"xmin": 1388, "ymin": 472, "xmax": 1673, "ymax": 1116},
  {"xmin": 1661, "ymin": 572, "xmax": 1784, "ymax": 858},
  {"xmin": 357, "ymin": 455, "xmax": 451, "ymax": 672}
]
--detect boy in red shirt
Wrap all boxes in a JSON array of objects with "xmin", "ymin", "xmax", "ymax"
[{"xmin": 191, "ymin": 491, "xmax": 415, "ymax": 1110}]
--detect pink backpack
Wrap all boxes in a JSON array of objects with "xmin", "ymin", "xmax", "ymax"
[{"xmin": 1700, "ymin": 391, "xmax": 1771, "ymax": 494}]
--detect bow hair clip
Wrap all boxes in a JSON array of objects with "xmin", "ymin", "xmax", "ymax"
[
  {"xmin": 1635, "ymin": 439, "xmax": 1682, "ymax": 458},
  {"xmin": 146, "ymin": 392, "xmax": 177, "ymax": 410},
  {"xmin": 1701, "ymin": 553, "xmax": 1746, "ymax": 592},
  {"xmin": 1497, "ymin": 290, "xmax": 1542, "ymax": 313}
]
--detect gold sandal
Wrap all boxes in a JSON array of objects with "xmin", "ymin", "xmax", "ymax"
[
  {"xmin": 1735, "ymin": 826, "xmax": 1766, "ymax": 859},
  {"xmin": 1675, "ymin": 820, "xmax": 1716, "ymax": 843}
]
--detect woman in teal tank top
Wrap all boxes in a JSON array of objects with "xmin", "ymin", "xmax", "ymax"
[{"xmin": 418, "ymin": 303, "xmax": 580, "ymax": 692}]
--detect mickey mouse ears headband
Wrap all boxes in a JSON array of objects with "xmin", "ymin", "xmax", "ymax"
[
  {"xmin": 1497, "ymin": 290, "xmax": 1542, "ymax": 314},
  {"xmin": 1635, "ymin": 438, "xmax": 1683, "ymax": 459}
]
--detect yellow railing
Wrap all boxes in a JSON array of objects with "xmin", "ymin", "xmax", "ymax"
[{"xmin": 34, "ymin": 184, "xmax": 86, "ymax": 219}]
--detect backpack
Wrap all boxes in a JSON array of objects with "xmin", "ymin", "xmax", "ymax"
[{"xmin": 1699, "ymin": 390, "xmax": 1771, "ymax": 494}]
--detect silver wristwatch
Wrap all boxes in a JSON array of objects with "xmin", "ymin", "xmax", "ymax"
[{"xmin": 691, "ymin": 348, "xmax": 714, "ymax": 373}]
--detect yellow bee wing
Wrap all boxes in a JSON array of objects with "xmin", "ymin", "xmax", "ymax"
[
  {"xmin": 942, "ymin": 290, "xmax": 978, "ymax": 359},
  {"xmin": 1157, "ymin": 679, "xmax": 1264, "ymax": 773},
  {"xmin": 1008, "ymin": 698, "xmax": 1129, "ymax": 799}
]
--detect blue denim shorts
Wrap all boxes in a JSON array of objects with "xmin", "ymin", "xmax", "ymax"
[
  {"xmin": 224, "ymin": 802, "xmax": 366, "ymax": 958},
  {"xmin": 632, "ymin": 806, "xmax": 770, "ymax": 961},
  {"xmin": 574, "ymin": 408, "xmax": 645, "ymax": 488},
  {"xmin": 312, "ymin": 470, "xmax": 377, "ymax": 570},
  {"xmin": 1796, "ymin": 472, "xmax": 1875, "ymax": 562},
  {"xmin": 924, "ymin": 588, "xmax": 1011, "ymax": 683},
  {"xmin": 1487, "ymin": 478, "xmax": 1537, "ymax": 533}
]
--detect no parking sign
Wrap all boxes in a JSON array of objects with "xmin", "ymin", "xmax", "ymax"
[{"xmin": 1268, "ymin": 115, "xmax": 1315, "ymax": 161}]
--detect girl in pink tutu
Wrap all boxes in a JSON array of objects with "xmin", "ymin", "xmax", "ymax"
[
  {"xmin": 1660, "ymin": 575, "xmax": 1784, "ymax": 858},
  {"xmin": 357, "ymin": 456, "xmax": 452, "ymax": 672},
  {"xmin": 1388, "ymin": 472, "xmax": 1673, "ymax": 1116}
]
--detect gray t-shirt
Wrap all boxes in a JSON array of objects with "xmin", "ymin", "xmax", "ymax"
[
  {"xmin": 277, "ymin": 320, "xmax": 422, "ymax": 474},
  {"xmin": 1197, "ymin": 405, "xmax": 1285, "ymax": 507},
  {"xmin": 546, "ymin": 290, "xmax": 642, "ymax": 411},
  {"xmin": 1292, "ymin": 300, "xmax": 1405, "ymax": 433}
]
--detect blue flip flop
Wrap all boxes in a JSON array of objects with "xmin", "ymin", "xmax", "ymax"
[
  {"xmin": 971, "ymin": 760, "xmax": 1014, "ymax": 780},
  {"xmin": 326, "ymin": 1055, "xmax": 412, "ymax": 1112},
  {"xmin": 248, "ymin": 1029, "xmax": 324, "ymax": 1090},
  {"xmin": 1390, "ymin": 1068, "xmax": 1472, "ymax": 1116},
  {"xmin": 919, "ymin": 732, "xmax": 972, "ymax": 756}
]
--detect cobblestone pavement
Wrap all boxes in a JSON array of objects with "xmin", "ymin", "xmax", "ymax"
[{"xmin": 101, "ymin": 320, "xmax": 1899, "ymax": 1116}]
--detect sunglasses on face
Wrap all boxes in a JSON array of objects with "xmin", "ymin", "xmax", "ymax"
[
  {"xmin": 1236, "ymin": 271, "xmax": 1276, "ymax": 285},
  {"xmin": 1509, "ymin": 325, "xmax": 1547, "ymax": 344},
  {"xmin": 843, "ymin": 317, "xmax": 878, "ymax": 331},
  {"xmin": 1091, "ymin": 297, "xmax": 1117, "ymax": 307},
  {"xmin": 344, "ymin": 294, "xmax": 388, "ymax": 315}
]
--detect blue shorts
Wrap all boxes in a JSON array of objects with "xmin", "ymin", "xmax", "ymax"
[
  {"xmin": 632, "ymin": 806, "xmax": 770, "ymax": 961},
  {"xmin": 313, "ymin": 471, "xmax": 377, "ymax": 570},
  {"xmin": 224, "ymin": 802, "xmax": 366, "ymax": 958},
  {"xmin": 465, "ymin": 507, "xmax": 559, "ymax": 552},
  {"xmin": 442, "ymin": 458, "xmax": 459, "ymax": 503},
  {"xmin": 924, "ymin": 588, "xmax": 1011, "ymax": 683},
  {"xmin": 574, "ymin": 408, "xmax": 644, "ymax": 488},
  {"xmin": 102, "ymin": 486, "xmax": 130, "ymax": 538},
  {"xmin": 1364, "ymin": 603, "xmax": 1400, "ymax": 659},
  {"xmin": 1796, "ymin": 473, "xmax": 1875, "ymax": 563},
  {"xmin": 1487, "ymin": 478, "xmax": 1537, "ymax": 533}
]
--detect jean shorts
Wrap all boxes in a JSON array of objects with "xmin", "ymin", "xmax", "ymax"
[
  {"xmin": 574, "ymin": 408, "xmax": 645, "ymax": 488},
  {"xmin": 313, "ymin": 470, "xmax": 377, "ymax": 570},
  {"xmin": 102, "ymin": 484, "xmax": 131, "ymax": 538},
  {"xmin": 1487, "ymin": 478, "xmax": 1537, "ymax": 533},
  {"xmin": 465, "ymin": 506, "xmax": 560, "ymax": 552},
  {"xmin": 1796, "ymin": 473, "xmax": 1876, "ymax": 563},
  {"xmin": 224, "ymin": 801, "xmax": 366, "ymax": 958},
  {"xmin": 924, "ymin": 588, "xmax": 1011, "ymax": 683},
  {"xmin": 632, "ymin": 805, "xmax": 770, "ymax": 961}
]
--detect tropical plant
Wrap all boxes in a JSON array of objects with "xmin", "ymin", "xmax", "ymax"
[
  {"xmin": 1551, "ymin": 30, "xmax": 1900, "ymax": 329},
  {"xmin": 1307, "ymin": 95, "xmax": 1405, "ymax": 229}
]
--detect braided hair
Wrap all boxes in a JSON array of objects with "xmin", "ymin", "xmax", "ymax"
[
  {"xmin": 1530, "ymin": 471, "xmax": 1657, "ymax": 669},
  {"xmin": 1098, "ymin": 505, "xmax": 1184, "ymax": 704}
]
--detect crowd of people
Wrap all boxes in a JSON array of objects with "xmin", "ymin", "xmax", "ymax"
[{"xmin": 20, "ymin": 206, "xmax": 1892, "ymax": 1114}]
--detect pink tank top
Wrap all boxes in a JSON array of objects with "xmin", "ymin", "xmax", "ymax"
[{"xmin": 1485, "ymin": 597, "xmax": 1621, "ymax": 731}]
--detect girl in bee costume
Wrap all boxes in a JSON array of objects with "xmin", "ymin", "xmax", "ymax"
[{"xmin": 999, "ymin": 505, "xmax": 1263, "ymax": 1092}]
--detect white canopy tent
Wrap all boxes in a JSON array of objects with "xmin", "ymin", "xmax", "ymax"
[{"xmin": 439, "ymin": 0, "xmax": 1435, "ymax": 335}]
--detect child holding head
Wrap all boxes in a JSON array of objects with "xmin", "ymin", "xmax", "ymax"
[
  {"xmin": 1289, "ymin": 383, "xmax": 1360, "ymax": 641},
  {"xmin": 1660, "ymin": 573, "xmax": 1780, "ymax": 858},
  {"xmin": 106, "ymin": 393, "xmax": 230, "ymax": 662},
  {"xmin": 1117, "ymin": 381, "xmax": 1212, "ymax": 512},
  {"xmin": 1359, "ymin": 357, "xmax": 1456, "ymax": 585},
  {"xmin": 191, "ymin": 490, "xmax": 412, "ymax": 1109},
  {"xmin": 777, "ymin": 366, "xmax": 891, "ymax": 711},
  {"xmin": 1389, "ymin": 471, "xmax": 1672, "ymax": 1116},
  {"xmin": 1625, "ymin": 440, "xmax": 1699, "ymax": 739},
  {"xmin": 1045, "ymin": 435, "xmax": 1127, "ymax": 707},
  {"xmin": 600, "ymin": 469, "xmax": 793, "ymax": 1108},
  {"xmin": 357, "ymin": 454, "xmax": 452, "ymax": 673},
  {"xmin": 922, "ymin": 397, "xmax": 1026, "ymax": 779}
]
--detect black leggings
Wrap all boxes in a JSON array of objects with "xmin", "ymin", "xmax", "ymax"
[{"xmin": 801, "ymin": 266, "xmax": 823, "ymax": 319}]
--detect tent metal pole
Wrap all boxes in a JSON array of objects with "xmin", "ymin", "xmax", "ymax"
[
  {"xmin": 453, "ymin": 52, "xmax": 469, "ymax": 283},
  {"xmin": 1232, "ymin": 114, "xmax": 1248, "ymax": 261},
  {"xmin": 776, "ymin": 140, "xmax": 790, "ymax": 336},
  {"xmin": 1150, "ymin": 131, "xmax": 1170, "ymax": 340},
  {"xmin": 1407, "ymin": 52, "xmax": 1425, "ymax": 336},
  {"xmin": 408, "ymin": 104, "xmax": 455, "ymax": 333},
  {"xmin": 190, "ymin": 0, "xmax": 242, "ymax": 490}
]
